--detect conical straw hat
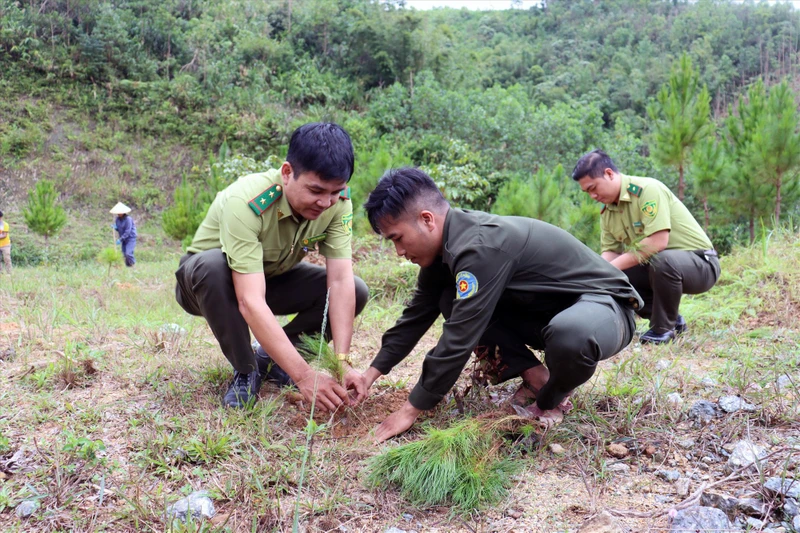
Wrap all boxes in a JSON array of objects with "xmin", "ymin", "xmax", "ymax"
[{"xmin": 109, "ymin": 202, "xmax": 131, "ymax": 215}]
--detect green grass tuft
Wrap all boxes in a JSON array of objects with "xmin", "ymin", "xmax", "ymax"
[{"xmin": 366, "ymin": 418, "xmax": 519, "ymax": 514}]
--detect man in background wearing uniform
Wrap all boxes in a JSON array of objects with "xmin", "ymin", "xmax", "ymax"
[
  {"xmin": 354, "ymin": 167, "xmax": 642, "ymax": 442},
  {"xmin": 175, "ymin": 123, "xmax": 369, "ymax": 409},
  {"xmin": 572, "ymin": 149, "xmax": 721, "ymax": 344},
  {"xmin": 0, "ymin": 210, "xmax": 10, "ymax": 273}
]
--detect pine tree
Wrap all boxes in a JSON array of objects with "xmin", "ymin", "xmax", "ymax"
[
  {"xmin": 23, "ymin": 180, "xmax": 67, "ymax": 244},
  {"xmin": 647, "ymin": 53, "xmax": 712, "ymax": 201},
  {"xmin": 493, "ymin": 165, "xmax": 567, "ymax": 227},
  {"xmin": 725, "ymin": 80, "xmax": 773, "ymax": 243},
  {"xmin": 689, "ymin": 136, "xmax": 729, "ymax": 231},
  {"xmin": 750, "ymin": 80, "xmax": 800, "ymax": 226}
]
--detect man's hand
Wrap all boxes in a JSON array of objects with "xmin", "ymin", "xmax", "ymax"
[
  {"xmin": 343, "ymin": 368, "xmax": 368, "ymax": 404},
  {"xmin": 295, "ymin": 369, "xmax": 350, "ymax": 412},
  {"xmin": 374, "ymin": 400, "xmax": 421, "ymax": 443}
]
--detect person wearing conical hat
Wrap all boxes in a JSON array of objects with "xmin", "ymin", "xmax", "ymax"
[{"xmin": 110, "ymin": 202, "xmax": 137, "ymax": 267}]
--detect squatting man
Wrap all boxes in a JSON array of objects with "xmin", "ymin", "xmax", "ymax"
[{"xmin": 349, "ymin": 167, "xmax": 644, "ymax": 442}]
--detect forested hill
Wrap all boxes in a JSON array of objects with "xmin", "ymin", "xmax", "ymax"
[{"xmin": 1, "ymin": 0, "xmax": 799, "ymax": 248}]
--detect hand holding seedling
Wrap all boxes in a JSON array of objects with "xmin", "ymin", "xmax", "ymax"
[
  {"xmin": 374, "ymin": 400, "xmax": 421, "ymax": 443},
  {"xmin": 295, "ymin": 369, "xmax": 350, "ymax": 412},
  {"xmin": 343, "ymin": 367, "xmax": 368, "ymax": 403}
]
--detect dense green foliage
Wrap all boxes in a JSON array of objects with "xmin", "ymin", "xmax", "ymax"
[{"xmin": 2, "ymin": 0, "xmax": 800, "ymax": 251}]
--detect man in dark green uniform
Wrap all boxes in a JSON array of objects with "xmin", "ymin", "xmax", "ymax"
[
  {"xmin": 354, "ymin": 167, "xmax": 642, "ymax": 442},
  {"xmin": 175, "ymin": 123, "xmax": 369, "ymax": 409},
  {"xmin": 572, "ymin": 149, "xmax": 721, "ymax": 344}
]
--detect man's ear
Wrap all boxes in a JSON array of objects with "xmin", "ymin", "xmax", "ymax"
[
  {"xmin": 603, "ymin": 168, "xmax": 615, "ymax": 180},
  {"xmin": 419, "ymin": 210, "xmax": 437, "ymax": 231},
  {"xmin": 280, "ymin": 162, "xmax": 293, "ymax": 186}
]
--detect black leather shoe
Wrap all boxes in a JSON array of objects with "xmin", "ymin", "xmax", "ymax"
[
  {"xmin": 640, "ymin": 328, "xmax": 676, "ymax": 345},
  {"xmin": 675, "ymin": 315, "xmax": 688, "ymax": 335},
  {"xmin": 223, "ymin": 371, "xmax": 262, "ymax": 408},
  {"xmin": 253, "ymin": 343, "xmax": 294, "ymax": 386}
]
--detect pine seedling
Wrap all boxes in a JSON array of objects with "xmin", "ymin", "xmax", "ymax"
[
  {"xmin": 96, "ymin": 246, "xmax": 122, "ymax": 276},
  {"xmin": 366, "ymin": 418, "xmax": 519, "ymax": 514},
  {"xmin": 297, "ymin": 333, "xmax": 344, "ymax": 383}
]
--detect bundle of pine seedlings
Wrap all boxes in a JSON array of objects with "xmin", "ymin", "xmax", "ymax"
[
  {"xmin": 366, "ymin": 417, "xmax": 521, "ymax": 513},
  {"xmin": 297, "ymin": 333, "xmax": 345, "ymax": 382}
]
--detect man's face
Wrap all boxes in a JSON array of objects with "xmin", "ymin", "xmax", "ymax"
[
  {"xmin": 379, "ymin": 213, "xmax": 440, "ymax": 268},
  {"xmin": 281, "ymin": 163, "xmax": 347, "ymax": 220},
  {"xmin": 576, "ymin": 168, "xmax": 620, "ymax": 205}
]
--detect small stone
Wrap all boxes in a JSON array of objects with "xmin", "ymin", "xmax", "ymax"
[
  {"xmin": 764, "ymin": 477, "xmax": 800, "ymax": 499},
  {"xmin": 676, "ymin": 478, "xmax": 691, "ymax": 498},
  {"xmin": 656, "ymin": 469, "xmax": 681, "ymax": 482},
  {"xmin": 669, "ymin": 506, "xmax": 734, "ymax": 532},
  {"xmin": 688, "ymin": 400, "xmax": 718, "ymax": 424},
  {"xmin": 655, "ymin": 495, "xmax": 673, "ymax": 504},
  {"xmin": 385, "ymin": 528, "xmax": 408, "ymax": 533},
  {"xmin": 700, "ymin": 377, "xmax": 717, "ymax": 387},
  {"xmin": 701, "ymin": 492, "xmax": 738, "ymax": 516},
  {"xmin": 645, "ymin": 445, "xmax": 657, "ymax": 457},
  {"xmin": 794, "ymin": 515, "xmax": 800, "ymax": 531},
  {"xmin": 737, "ymin": 498, "xmax": 767, "ymax": 517},
  {"xmin": 667, "ymin": 392, "xmax": 683, "ymax": 406},
  {"xmin": 783, "ymin": 497, "xmax": 799, "ymax": 517},
  {"xmin": 746, "ymin": 517, "xmax": 765, "ymax": 529},
  {"xmin": 166, "ymin": 491, "xmax": 216, "ymax": 521},
  {"xmin": 402, "ymin": 513, "xmax": 413, "ymax": 522},
  {"xmin": 776, "ymin": 374, "xmax": 793, "ymax": 392},
  {"xmin": 549, "ymin": 443, "xmax": 566, "ymax": 455},
  {"xmin": 676, "ymin": 438, "xmax": 696, "ymax": 449},
  {"xmin": 655, "ymin": 359, "xmax": 671, "ymax": 371},
  {"xmin": 719, "ymin": 395, "xmax": 757, "ymax": 413},
  {"xmin": 159, "ymin": 323, "xmax": 187, "ymax": 336},
  {"xmin": 15, "ymin": 500, "xmax": 39, "ymax": 518},
  {"xmin": 727, "ymin": 440, "xmax": 768, "ymax": 472},
  {"xmin": 506, "ymin": 509, "xmax": 523, "ymax": 519},
  {"xmin": 606, "ymin": 443, "xmax": 628, "ymax": 458},
  {"xmin": 577, "ymin": 511, "xmax": 624, "ymax": 533},
  {"xmin": 606, "ymin": 462, "xmax": 629, "ymax": 473}
]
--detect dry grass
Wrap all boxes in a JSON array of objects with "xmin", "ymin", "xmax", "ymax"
[{"xmin": 0, "ymin": 234, "xmax": 798, "ymax": 531}]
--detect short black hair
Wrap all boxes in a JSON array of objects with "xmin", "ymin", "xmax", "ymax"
[
  {"xmin": 571, "ymin": 149, "xmax": 618, "ymax": 181},
  {"xmin": 363, "ymin": 167, "xmax": 448, "ymax": 234},
  {"xmin": 287, "ymin": 122, "xmax": 354, "ymax": 182}
]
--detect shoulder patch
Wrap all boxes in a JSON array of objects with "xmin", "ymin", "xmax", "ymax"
[
  {"xmin": 339, "ymin": 186, "xmax": 351, "ymax": 200},
  {"xmin": 641, "ymin": 200, "xmax": 658, "ymax": 218},
  {"xmin": 627, "ymin": 183, "xmax": 642, "ymax": 197},
  {"xmin": 248, "ymin": 184, "xmax": 282, "ymax": 216},
  {"xmin": 455, "ymin": 271, "xmax": 479, "ymax": 300},
  {"xmin": 302, "ymin": 234, "xmax": 327, "ymax": 246},
  {"xmin": 342, "ymin": 212, "xmax": 353, "ymax": 235}
]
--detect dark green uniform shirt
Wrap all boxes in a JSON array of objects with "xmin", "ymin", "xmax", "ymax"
[
  {"xmin": 371, "ymin": 209, "xmax": 643, "ymax": 411},
  {"xmin": 601, "ymin": 175, "xmax": 713, "ymax": 254}
]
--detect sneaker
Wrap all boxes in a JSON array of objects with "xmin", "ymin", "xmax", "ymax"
[
  {"xmin": 223, "ymin": 371, "xmax": 262, "ymax": 408},
  {"xmin": 675, "ymin": 315, "xmax": 688, "ymax": 335},
  {"xmin": 253, "ymin": 342, "xmax": 294, "ymax": 386},
  {"xmin": 639, "ymin": 328, "xmax": 676, "ymax": 345}
]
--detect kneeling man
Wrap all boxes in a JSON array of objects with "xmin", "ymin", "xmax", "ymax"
[{"xmin": 358, "ymin": 167, "xmax": 642, "ymax": 442}]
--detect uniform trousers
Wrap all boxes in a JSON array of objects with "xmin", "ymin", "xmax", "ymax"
[
  {"xmin": 442, "ymin": 293, "xmax": 636, "ymax": 411},
  {"xmin": 175, "ymin": 249, "xmax": 369, "ymax": 374},
  {"xmin": 623, "ymin": 250, "xmax": 720, "ymax": 333},
  {"xmin": 121, "ymin": 238, "xmax": 136, "ymax": 267}
]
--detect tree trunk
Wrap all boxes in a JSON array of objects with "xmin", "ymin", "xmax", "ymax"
[
  {"xmin": 749, "ymin": 207, "xmax": 755, "ymax": 244},
  {"xmin": 703, "ymin": 196, "xmax": 709, "ymax": 231},
  {"xmin": 678, "ymin": 162, "xmax": 685, "ymax": 201},
  {"xmin": 775, "ymin": 173, "xmax": 782, "ymax": 226}
]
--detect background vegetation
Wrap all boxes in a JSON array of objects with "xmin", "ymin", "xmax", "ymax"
[{"xmin": 2, "ymin": 0, "xmax": 800, "ymax": 259}]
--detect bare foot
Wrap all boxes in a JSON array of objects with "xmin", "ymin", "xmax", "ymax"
[
  {"xmin": 511, "ymin": 366, "xmax": 549, "ymax": 406},
  {"xmin": 512, "ymin": 402, "xmax": 567, "ymax": 429}
]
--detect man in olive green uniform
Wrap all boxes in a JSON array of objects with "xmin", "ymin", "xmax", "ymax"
[
  {"xmin": 572, "ymin": 150, "xmax": 721, "ymax": 344},
  {"xmin": 175, "ymin": 123, "xmax": 369, "ymax": 409},
  {"xmin": 353, "ymin": 167, "xmax": 642, "ymax": 442}
]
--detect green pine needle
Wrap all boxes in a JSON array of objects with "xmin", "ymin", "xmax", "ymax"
[
  {"xmin": 296, "ymin": 333, "xmax": 345, "ymax": 383},
  {"xmin": 366, "ymin": 419, "xmax": 519, "ymax": 514}
]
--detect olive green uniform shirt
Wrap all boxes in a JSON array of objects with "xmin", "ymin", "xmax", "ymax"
[
  {"xmin": 187, "ymin": 170, "xmax": 353, "ymax": 275},
  {"xmin": 370, "ymin": 209, "xmax": 643, "ymax": 411},
  {"xmin": 601, "ymin": 175, "xmax": 713, "ymax": 254}
]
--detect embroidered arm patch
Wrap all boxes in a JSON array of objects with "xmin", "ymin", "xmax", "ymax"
[{"xmin": 456, "ymin": 271, "xmax": 479, "ymax": 299}]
